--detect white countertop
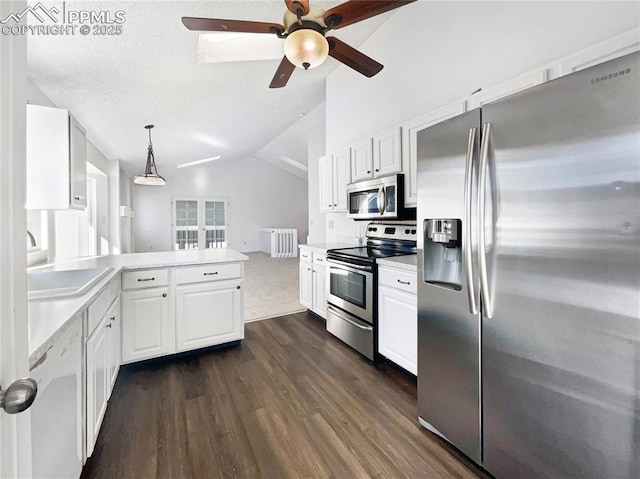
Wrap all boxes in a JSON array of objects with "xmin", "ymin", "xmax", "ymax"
[
  {"xmin": 377, "ymin": 254, "xmax": 418, "ymax": 272},
  {"xmin": 28, "ymin": 248, "xmax": 248, "ymax": 366},
  {"xmin": 299, "ymin": 243, "xmax": 353, "ymax": 253}
]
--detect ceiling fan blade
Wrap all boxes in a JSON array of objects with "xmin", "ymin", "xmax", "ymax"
[
  {"xmin": 285, "ymin": 0, "xmax": 310, "ymax": 16},
  {"xmin": 269, "ymin": 56, "xmax": 296, "ymax": 88},
  {"xmin": 327, "ymin": 37, "xmax": 383, "ymax": 78},
  {"xmin": 182, "ymin": 17, "xmax": 285, "ymax": 35},
  {"xmin": 323, "ymin": 0, "xmax": 416, "ymax": 30}
]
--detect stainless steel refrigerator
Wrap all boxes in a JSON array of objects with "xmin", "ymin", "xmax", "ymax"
[{"xmin": 417, "ymin": 52, "xmax": 640, "ymax": 478}]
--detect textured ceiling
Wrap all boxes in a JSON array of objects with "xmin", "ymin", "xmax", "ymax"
[{"xmin": 27, "ymin": 1, "xmax": 395, "ymax": 179}]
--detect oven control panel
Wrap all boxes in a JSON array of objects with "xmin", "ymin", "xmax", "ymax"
[{"xmin": 366, "ymin": 223, "xmax": 417, "ymax": 242}]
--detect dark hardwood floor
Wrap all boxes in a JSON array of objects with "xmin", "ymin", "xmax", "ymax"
[{"xmin": 82, "ymin": 311, "xmax": 488, "ymax": 479}]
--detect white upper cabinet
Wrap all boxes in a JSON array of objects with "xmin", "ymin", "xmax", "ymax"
[
  {"xmin": 373, "ymin": 126, "xmax": 402, "ymax": 178},
  {"xmin": 319, "ymin": 148, "xmax": 350, "ymax": 213},
  {"xmin": 333, "ymin": 148, "xmax": 350, "ymax": 211},
  {"xmin": 557, "ymin": 28, "xmax": 640, "ymax": 76},
  {"xmin": 350, "ymin": 138, "xmax": 374, "ymax": 182},
  {"xmin": 350, "ymin": 128, "xmax": 402, "ymax": 183},
  {"xmin": 468, "ymin": 68, "xmax": 549, "ymax": 109},
  {"xmin": 26, "ymin": 104, "xmax": 87, "ymax": 210},
  {"xmin": 69, "ymin": 116, "xmax": 87, "ymax": 208},
  {"xmin": 401, "ymin": 101, "xmax": 467, "ymax": 206}
]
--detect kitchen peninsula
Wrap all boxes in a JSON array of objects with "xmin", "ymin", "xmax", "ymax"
[
  {"xmin": 29, "ymin": 248, "xmax": 248, "ymax": 364},
  {"xmin": 27, "ymin": 248, "xmax": 249, "ymax": 474}
]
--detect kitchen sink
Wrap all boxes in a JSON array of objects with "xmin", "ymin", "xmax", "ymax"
[{"xmin": 28, "ymin": 266, "xmax": 113, "ymax": 300}]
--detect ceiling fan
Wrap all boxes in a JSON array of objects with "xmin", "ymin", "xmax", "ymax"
[{"xmin": 182, "ymin": 0, "xmax": 416, "ymax": 88}]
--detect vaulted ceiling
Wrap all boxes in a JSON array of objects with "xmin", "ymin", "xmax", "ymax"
[{"xmin": 27, "ymin": 1, "xmax": 399, "ymax": 179}]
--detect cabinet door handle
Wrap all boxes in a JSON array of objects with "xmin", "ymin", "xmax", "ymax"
[
  {"xmin": 137, "ymin": 277, "xmax": 155, "ymax": 282},
  {"xmin": 109, "ymin": 316, "xmax": 115, "ymax": 321},
  {"xmin": 375, "ymin": 168, "xmax": 380, "ymax": 172},
  {"xmin": 106, "ymin": 323, "xmax": 112, "ymax": 328},
  {"xmin": 203, "ymin": 272, "xmax": 218, "ymax": 276},
  {"xmin": 236, "ymin": 285, "xmax": 241, "ymax": 290},
  {"xmin": 74, "ymin": 195, "xmax": 85, "ymax": 201},
  {"xmin": 317, "ymin": 258, "xmax": 323, "ymax": 262},
  {"xmin": 367, "ymin": 170, "xmax": 371, "ymax": 174},
  {"xmin": 397, "ymin": 279, "xmax": 411, "ymax": 285},
  {"xmin": 162, "ymin": 293, "xmax": 167, "ymax": 298}
]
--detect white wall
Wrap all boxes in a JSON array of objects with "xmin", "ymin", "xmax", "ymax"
[
  {"xmin": 323, "ymin": 1, "xmax": 640, "ymax": 240},
  {"xmin": 133, "ymin": 156, "xmax": 308, "ymax": 253},
  {"xmin": 306, "ymin": 102, "xmax": 326, "ymax": 243}
]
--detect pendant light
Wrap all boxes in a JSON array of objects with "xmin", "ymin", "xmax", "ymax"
[{"xmin": 134, "ymin": 124, "xmax": 166, "ymax": 186}]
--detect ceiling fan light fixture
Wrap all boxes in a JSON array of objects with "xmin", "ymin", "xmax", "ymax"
[
  {"xmin": 283, "ymin": 28, "xmax": 328, "ymax": 70},
  {"xmin": 134, "ymin": 124, "xmax": 166, "ymax": 186}
]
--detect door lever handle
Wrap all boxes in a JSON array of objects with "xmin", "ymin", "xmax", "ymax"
[{"xmin": 0, "ymin": 378, "xmax": 38, "ymax": 414}]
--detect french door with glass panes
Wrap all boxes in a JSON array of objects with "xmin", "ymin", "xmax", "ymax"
[{"xmin": 173, "ymin": 198, "xmax": 228, "ymax": 250}]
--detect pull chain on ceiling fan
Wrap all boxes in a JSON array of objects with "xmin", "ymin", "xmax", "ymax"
[{"xmin": 182, "ymin": 0, "xmax": 416, "ymax": 88}]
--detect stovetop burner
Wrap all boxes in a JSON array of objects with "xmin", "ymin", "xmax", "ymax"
[
  {"xmin": 328, "ymin": 246, "xmax": 415, "ymax": 261},
  {"xmin": 327, "ymin": 222, "xmax": 417, "ymax": 264}
]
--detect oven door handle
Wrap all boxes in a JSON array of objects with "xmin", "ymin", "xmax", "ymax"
[
  {"xmin": 326, "ymin": 257, "xmax": 374, "ymax": 273},
  {"xmin": 327, "ymin": 305, "xmax": 373, "ymax": 330}
]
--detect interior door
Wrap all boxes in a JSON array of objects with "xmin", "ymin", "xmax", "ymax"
[{"xmin": 0, "ymin": 5, "xmax": 32, "ymax": 475}]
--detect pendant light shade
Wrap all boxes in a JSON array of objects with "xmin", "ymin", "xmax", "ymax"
[{"xmin": 134, "ymin": 125, "xmax": 166, "ymax": 186}]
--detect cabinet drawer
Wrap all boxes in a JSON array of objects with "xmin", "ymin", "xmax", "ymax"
[
  {"xmin": 175, "ymin": 263, "xmax": 241, "ymax": 285},
  {"xmin": 87, "ymin": 281, "xmax": 119, "ymax": 335},
  {"xmin": 122, "ymin": 269, "xmax": 169, "ymax": 290},
  {"xmin": 378, "ymin": 267, "xmax": 417, "ymax": 295},
  {"xmin": 299, "ymin": 249, "xmax": 312, "ymax": 263},
  {"xmin": 312, "ymin": 253, "xmax": 327, "ymax": 267}
]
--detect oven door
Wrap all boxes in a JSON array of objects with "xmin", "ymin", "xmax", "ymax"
[{"xmin": 326, "ymin": 258, "xmax": 374, "ymax": 323}]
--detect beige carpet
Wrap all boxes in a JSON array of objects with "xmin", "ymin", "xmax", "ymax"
[{"xmin": 243, "ymin": 252, "xmax": 305, "ymax": 322}]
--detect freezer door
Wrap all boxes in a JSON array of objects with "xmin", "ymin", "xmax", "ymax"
[
  {"xmin": 481, "ymin": 52, "xmax": 640, "ymax": 478},
  {"xmin": 417, "ymin": 109, "xmax": 482, "ymax": 463}
]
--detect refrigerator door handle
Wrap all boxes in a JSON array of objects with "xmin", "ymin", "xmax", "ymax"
[
  {"xmin": 478, "ymin": 122, "xmax": 493, "ymax": 318},
  {"xmin": 464, "ymin": 128, "xmax": 479, "ymax": 315}
]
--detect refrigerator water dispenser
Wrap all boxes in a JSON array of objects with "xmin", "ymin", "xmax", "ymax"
[{"xmin": 423, "ymin": 219, "xmax": 462, "ymax": 291}]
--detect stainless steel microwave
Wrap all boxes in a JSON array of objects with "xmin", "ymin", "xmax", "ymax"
[{"xmin": 346, "ymin": 174, "xmax": 415, "ymax": 220}]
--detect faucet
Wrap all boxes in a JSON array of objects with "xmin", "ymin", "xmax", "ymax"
[{"xmin": 27, "ymin": 230, "xmax": 36, "ymax": 248}]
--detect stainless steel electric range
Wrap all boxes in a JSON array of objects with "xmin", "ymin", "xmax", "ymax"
[{"xmin": 326, "ymin": 222, "xmax": 417, "ymax": 360}]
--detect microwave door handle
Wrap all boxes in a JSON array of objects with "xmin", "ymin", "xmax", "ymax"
[{"xmin": 377, "ymin": 186, "xmax": 386, "ymax": 215}]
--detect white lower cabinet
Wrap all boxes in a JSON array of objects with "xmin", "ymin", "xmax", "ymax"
[
  {"xmin": 176, "ymin": 280, "xmax": 243, "ymax": 352},
  {"xmin": 107, "ymin": 297, "xmax": 121, "ymax": 395},
  {"xmin": 299, "ymin": 261, "xmax": 313, "ymax": 308},
  {"xmin": 86, "ymin": 316, "xmax": 109, "ymax": 458},
  {"xmin": 378, "ymin": 265, "xmax": 417, "ymax": 375},
  {"xmin": 299, "ymin": 248, "xmax": 327, "ymax": 319},
  {"xmin": 311, "ymin": 265, "xmax": 326, "ymax": 318},
  {"xmin": 85, "ymin": 277, "xmax": 120, "ymax": 458},
  {"xmin": 121, "ymin": 263, "xmax": 245, "ymax": 363},
  {"xmin": 121, "ymin": 286, "xmax": 173, "ymax": 363}
]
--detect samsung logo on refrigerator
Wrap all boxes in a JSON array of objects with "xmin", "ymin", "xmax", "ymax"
[{"xmin": 591, "ymin": 67, "xmax": 631, "ymax": 84}]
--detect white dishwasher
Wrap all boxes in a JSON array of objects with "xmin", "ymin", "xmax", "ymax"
[{"xmin": 30, "ymin": 317, "xmax": 83, "ymax": 479}]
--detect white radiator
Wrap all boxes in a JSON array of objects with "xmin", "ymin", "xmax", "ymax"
[{"xmin": 260, "ymin": 228, "xmax": 298, "ymax": 258}]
